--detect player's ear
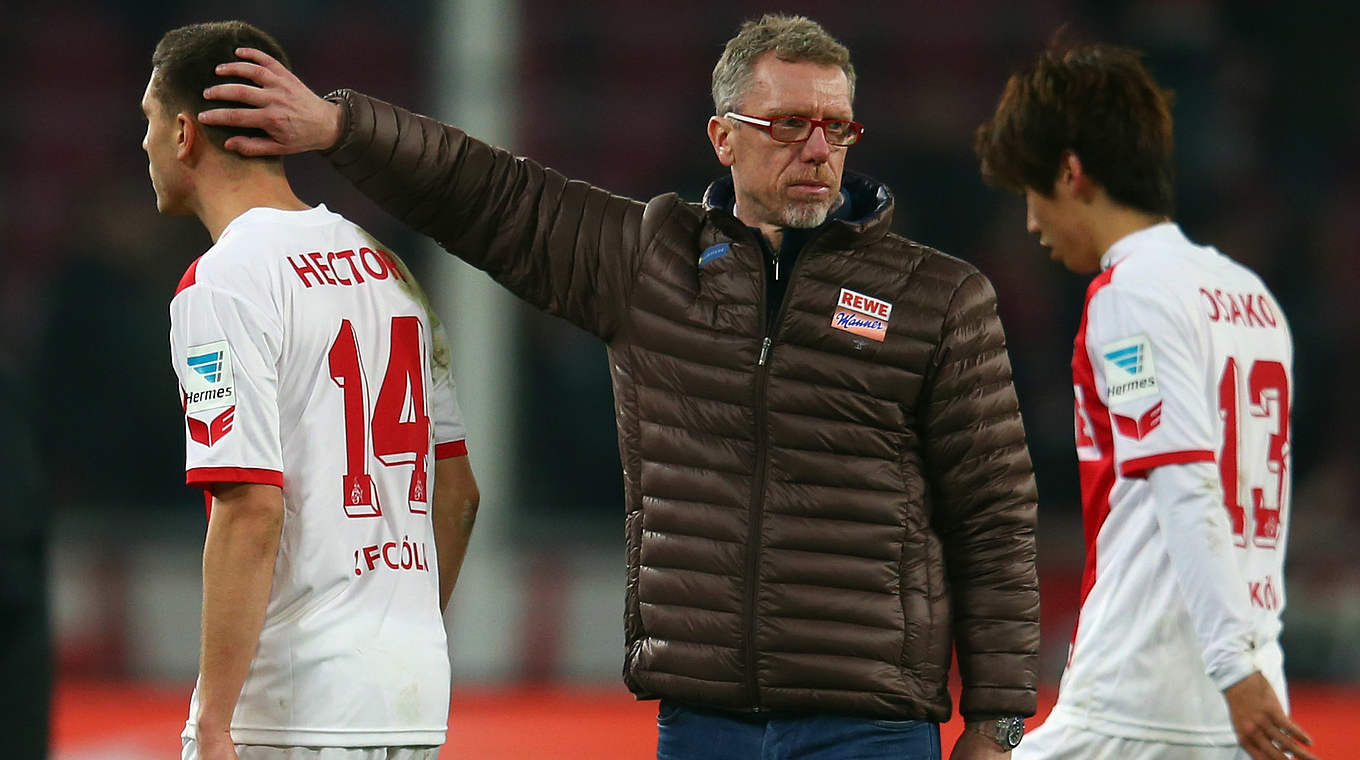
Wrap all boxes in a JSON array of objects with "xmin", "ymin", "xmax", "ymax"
[
  {"xmin": 175, "ymin": 111, "xmax": 198, "ymax": 161},
  {"xmin": 1062, "ymin": 151, "xmax": 1097, "ymax": 200},
  {"xmin": 708, "ymin": 115, "xmax": 735, "ymax": 168}
]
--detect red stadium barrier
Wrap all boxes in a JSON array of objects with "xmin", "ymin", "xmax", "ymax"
[{"xmin": 52, "ymin": 679, "xmax": 1360, "ymax": 759}]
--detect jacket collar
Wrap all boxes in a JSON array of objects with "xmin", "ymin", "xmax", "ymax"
[{"xmin": 701, "ymin": 171, "xmax": 894, "ymax": 250}]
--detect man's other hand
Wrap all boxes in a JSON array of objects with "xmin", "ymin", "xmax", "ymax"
[
  {"xmin": 198, "ymin": 47, "xmax": 342, "ymax": 157},
  {"xmin": 1224, "ymin": 671, "xmax": 1318, "ymax": 760}
]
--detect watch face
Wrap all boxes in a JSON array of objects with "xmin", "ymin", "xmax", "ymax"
[{"xmin": 1001, "ymin": 717, "xmax": 1024, "ymax": 748}]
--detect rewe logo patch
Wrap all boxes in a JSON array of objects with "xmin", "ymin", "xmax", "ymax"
[
  {"xmin": 831, "ymin": 288, "xmax": 892, "ymax": 342},
  {"xmin": 183, "ymin": 340, "xmax": 235, "ymax": 414},
  {"xmin": 1101, "ymin": 334, "xmax": 1159, "ymax": 404}
]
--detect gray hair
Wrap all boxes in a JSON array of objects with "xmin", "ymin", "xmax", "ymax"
[{"xmin": 711, "ymin": 14, "xmax": 856, "ymax": 115}]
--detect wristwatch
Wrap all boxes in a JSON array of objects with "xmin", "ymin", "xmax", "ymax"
[{"xmin": 968, "ymin": 715, "xmax": 1025, "ymax": 750}]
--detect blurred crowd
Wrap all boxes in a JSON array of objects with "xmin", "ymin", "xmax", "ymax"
[{"xmin": 2, "ymin": 0, "xmax": 1355, "ymax": 682}]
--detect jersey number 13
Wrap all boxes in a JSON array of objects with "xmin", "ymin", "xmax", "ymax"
[{"xmin": 1218, "ymin": 358, "xmax": 1289, "ymax": 549}]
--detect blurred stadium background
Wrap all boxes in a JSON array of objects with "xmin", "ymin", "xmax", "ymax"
[{"xmin": 2, "ymin": 0, "xmax": 1357, "ymax": 757}]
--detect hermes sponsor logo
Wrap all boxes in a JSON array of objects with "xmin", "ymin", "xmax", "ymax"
[
  {"xmin": 832, "ymin": 288, "xmax": 892, "ymax": 342},
  {"xmin": 1101, "ymin": 335, "xmax": 1160, "ymax": 405},
  {"xmin": 183, "ymin": 340, "xmax": 235, "ymax": 414}
]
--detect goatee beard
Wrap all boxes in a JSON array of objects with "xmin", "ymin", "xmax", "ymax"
[{"xmin": 780, "ymin": 202, "xmax": 831, "ymax": 229}]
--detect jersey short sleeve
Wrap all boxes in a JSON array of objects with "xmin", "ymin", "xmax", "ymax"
[
  {"xmin": 1086, "ymin": 280, "xmax": 1217, "ymax": 478},
  {"xmin": 170, "ymin": 281, "xmax": 285, "ymax": 488},
  {"xmin": 427, "ymin": 319, "xmax": 468, "ymax": 459}
]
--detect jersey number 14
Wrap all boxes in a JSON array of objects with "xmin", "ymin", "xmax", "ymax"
[{"xmin": 329, "ymin": 316, "xmax": 431, "ymax": 518}]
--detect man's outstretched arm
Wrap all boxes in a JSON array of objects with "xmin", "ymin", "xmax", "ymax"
[
  {"xmin": 200, "ymin": 47, "xmax": 651, "ymax": 342},
  {"xmin": 198, "ymin": 47, "xmax": 342, "ymax": 156}
]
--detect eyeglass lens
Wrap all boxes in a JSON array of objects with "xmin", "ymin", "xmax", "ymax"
[{"xmin": 769, "ymin": 117, "xmax": 859, "ymax": 145}]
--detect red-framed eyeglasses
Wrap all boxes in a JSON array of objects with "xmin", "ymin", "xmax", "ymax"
[{"xmin": 724, "ymin": 112, "xmax": 865, "ymax": 147}]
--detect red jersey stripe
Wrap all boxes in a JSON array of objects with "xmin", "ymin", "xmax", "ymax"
[
  {"xmin": 186, "ymin": 466, "xmax": 284, "ymax": 489},
  {"xmin": 435, "ymin": 439, "xmax": 468, "ymax": 459},
  {"xmin": 1070, "ymin": 264, "xmax": 1121, "ymax": 655},
  {"xmin": 175, "ymin": 256, "xmax": 204, "ymax": 297},
  {"xmin": 1121, "ymin": 449, "xmax": 1217, "ymax": 479}
]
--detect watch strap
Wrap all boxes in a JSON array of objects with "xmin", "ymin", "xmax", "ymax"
[{"xmin": 966, "ymin": 715, "xmax": 1025, "ymax": 750}]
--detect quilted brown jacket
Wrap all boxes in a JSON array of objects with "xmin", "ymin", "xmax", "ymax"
[{"xmin": 324, "ymin": 90, "xmax": 1040, "ymax": 721}]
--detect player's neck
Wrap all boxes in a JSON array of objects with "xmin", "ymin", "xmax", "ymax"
[
  {"xmin": 1090, "ymin": 202, "xmax": 1171, "ymax": 260},
  {"xmin": 194, "ymin": 162, "xmax": 310, "ymax": 242}
]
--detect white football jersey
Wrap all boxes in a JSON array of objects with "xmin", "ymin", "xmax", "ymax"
[
  {"xmin": 170, "ymin": 205, "xmax": 466, "ymax": 747},
  {"xmin": 1055, "ymin": 223, "xmax": 1293, "ymax": 743}
]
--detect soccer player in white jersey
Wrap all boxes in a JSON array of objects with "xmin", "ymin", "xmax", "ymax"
[
  {"xmin": 143, "ymin": 21, "xmax": 481, "ymax": 760},
  {"xmin": 975, "ymin": 43, "xmax": 1314, "ymax": 760}
]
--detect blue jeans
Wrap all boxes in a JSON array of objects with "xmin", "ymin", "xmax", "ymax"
[{"xmin": 655, "ymin": 700, "xmax": 941, "ymax": 760}]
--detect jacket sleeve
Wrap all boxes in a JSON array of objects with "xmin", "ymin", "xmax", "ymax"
[
  {"xmin": 920, "ymin": 271, "xmax": 1040, "ymax": 719},
  {"xmin": 323, "ymin": 89, "xmax": 650, "ymax": 340}
]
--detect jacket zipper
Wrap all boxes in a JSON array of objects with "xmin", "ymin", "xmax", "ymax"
[
  {"xmin": 745, "ymin": 341, "xmax": 772, "ymax": 710},
  {"xmin": 742, "ymin": 230, "xmax": 815, "ymax": 710}
]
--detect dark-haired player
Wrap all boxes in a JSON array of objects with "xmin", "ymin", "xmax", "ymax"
[
  {"xmin": 976, "ymin": 43, "xmax": 1313, "ymax": 760},
  {"xmin": 144, "ymin": 21, "xmax": 480, "ymax": 760}
]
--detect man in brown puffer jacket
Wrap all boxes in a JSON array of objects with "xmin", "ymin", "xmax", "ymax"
[{"xmin": 201, "ymin": 13, "xmax": 1039, "ymax": 760}]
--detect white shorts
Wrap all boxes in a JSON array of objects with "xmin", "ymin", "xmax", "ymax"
[
  {"xmin": 1015, "ymin": 720, "xmax": 1247, "ymax": 760},
  {"xmin": 181, "ymin": 740, "xmax": 440, "ymax": 760}
]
